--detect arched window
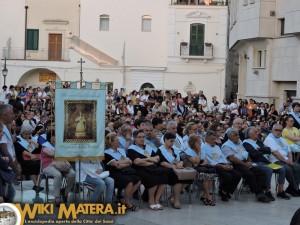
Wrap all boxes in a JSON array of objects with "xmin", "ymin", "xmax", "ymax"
[
  {"xmin": 189, "ymin": 23, "xmax": 205, "ymax": 56},
  {"xmin": 140, "ymin": 83, "xmax": 154, "ymax": 90},
  {"xmin": 99, "ymin": 14, "xmax": 109, "ymax": 31},
  {"xmin": 142, "ymin": 15, "xmax": 152, "ymax": 32}
]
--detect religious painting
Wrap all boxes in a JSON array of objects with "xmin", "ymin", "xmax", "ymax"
[{"xmin": 63, "ymin": 100, "xmax": 97, "ymax": 143}]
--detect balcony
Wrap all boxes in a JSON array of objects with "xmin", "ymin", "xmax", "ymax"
[
  {"xmin": 2, "ymin": 48, "xmax": 70, "ymax": 61},
  {"xmin": 171, "ymin": 0, "xmax": 228, "ymax": 5},
  {"xmin": 180, "ymin": 42, "xmax": 213, "ymax": 59}
]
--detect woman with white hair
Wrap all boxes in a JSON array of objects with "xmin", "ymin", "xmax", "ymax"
[{"xmin": 14, "ymin": 123, "xmax": 43, "ymax": 192}]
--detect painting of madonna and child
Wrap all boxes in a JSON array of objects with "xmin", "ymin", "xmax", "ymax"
[{"xmin": 64, "ymin": 100, "xmax": 97, "ymax": 143}]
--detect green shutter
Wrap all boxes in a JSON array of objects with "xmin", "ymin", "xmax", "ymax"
[
  {"xmin": 26, "ymin": 29, "xmax": 39, "ymax": 50},
  {"xmin": 189, "ymin": 24, "xmax": 205, "ymax": 56}
]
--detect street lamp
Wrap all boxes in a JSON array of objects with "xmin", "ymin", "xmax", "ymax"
[{"xmin": 2, "ymin": 58, "xmax": 8, "ymax": 86}]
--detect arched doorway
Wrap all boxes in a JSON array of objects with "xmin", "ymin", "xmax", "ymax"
[
  {"xmin": 140, "ymin": 82, "xmax": 155, "ymax": 91},
  {"xmin": 18, "ymin": 68, "xmax": 61, "ymax": 87}
]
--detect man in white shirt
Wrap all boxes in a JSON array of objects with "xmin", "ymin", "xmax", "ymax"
[
  {"xmin": 0, "ymin": 104, "xmax": 18, "ymax": 202},
  {"xmin": 264, "ymin": 123, "xmax": 300, "ymax": 197},
  {"xmin": 219, "ymin": 98, "xmax": 230, "ymax": 116},
  {"xmin": 0, "ymin": 86, "xmax": 8, "ymax": 103},
  {"xmin": 140, "ymin": 90, "xmax": 150, "ymax": 102},
  {"xmin": 230, "ymin": 98, "xmax": 239, "ymax": 115}
]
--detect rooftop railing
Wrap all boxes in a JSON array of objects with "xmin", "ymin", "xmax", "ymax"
[{"xmin": 171, "ymin": 0, "xmax": 228, "ymax": 5}]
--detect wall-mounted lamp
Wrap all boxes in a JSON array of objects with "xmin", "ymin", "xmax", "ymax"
[{"xmin": 253, "ymin": 70, "xmax": 259, "ymax": 75}]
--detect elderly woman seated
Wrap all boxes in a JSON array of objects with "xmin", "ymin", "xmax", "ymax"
[
  {"xmin": 104, "ymin": 133, "xmax": 141, "ymax": 211},
  {"xmin": 14, "ymin": 124, "xmax": 43, "ymax": 192},
  {"xmin": 127, "ymin": 129, "xmax": 167, "ymax": 210}
]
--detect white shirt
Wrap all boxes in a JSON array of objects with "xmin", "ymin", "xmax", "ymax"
[
  {"xmin": 75, "ymin": 160, "xmax": 104, "ymax": 182},
  {"xmin": 127, "ymin": 105, "xmax": 134, "ymax": 115},
  {"xmin": 264, "ymin": 135, "xmax": 291, "ymax": 163},
  {"xmin": 140, "ymin": 94, "xmax": 149, "ymax": 102},
  {"xmin": 3, "ymin": 125, "xmax": 16, "ymax": 160},
  {"xmin": 230, "ymin": 102, "xmax": 239, "ymax": 115}
]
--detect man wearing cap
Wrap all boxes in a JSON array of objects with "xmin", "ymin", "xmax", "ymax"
[{"xmin": 289, "ymin": 102, "xmax": 300, "ymax": 129}]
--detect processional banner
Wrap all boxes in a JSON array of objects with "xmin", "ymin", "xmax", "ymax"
[{"xmin": 55, "ymin": 81, "xmax": 106, "ymax": 160}]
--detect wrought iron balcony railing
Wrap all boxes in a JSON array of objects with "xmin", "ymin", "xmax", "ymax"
[
  {"xmin": 180, "ymin": 42, "xmax": 213, "ymax": 59},
  {"xmin": 2, "ymin": 47, "xmax": 70, "ymax": 61}
]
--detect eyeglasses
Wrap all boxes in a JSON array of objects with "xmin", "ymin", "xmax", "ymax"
[
  {"xmin": 145, "ymin": 129, "xmax": 153, "ymax": 132},
  {"xmin": 274, "ymin": 129, "xmax": 282, "ymax": 132}
]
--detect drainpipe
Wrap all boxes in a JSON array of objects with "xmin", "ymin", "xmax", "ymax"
[{"xmin": 24, "ymin": 6, "xmax": 28, "ymax": 60}]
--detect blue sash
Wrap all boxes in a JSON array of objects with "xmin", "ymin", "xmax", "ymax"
[
  {"xmin": 161, "ymin": 134, "xmax": 185, "ymax": 152},
  {"xmin": 202, "ymin": 143, "xmax": 227, "ymax": 163},
  {"xmin": 174, "ymin": 134, "xmax": 186, "ymax": 152},
  {"xmin": 17, "ymin": 135, "xmax": 35, "ymax": 152},
  {"xmin": 128, "ymin": 144, "xmax": 153, "ymax": 157},
  {"xmin": 182, "ymin": 135, "xmax": 189, "ymax": 143},
  {"xmin": 268, "ymin": 133, "xmax": 289, "ymax": 153},
  {"xmin": 118, "ymin": 136, "xmax": 127, "ymax": 149},
  {"xmin": 243, "ymin": 139, "xmax": 260, "ymax": 149},
  {"xmin": 42, "ymin": 141, "xmax": 54, "ymax": 151},
  {"xmin": 289, "ymin": 111, "xmax": 300, "ymax": 125},
  {"xmin": 32, "ymin": 136, "xmax": 38, "ymax": 143},
  {"xmin": 223, "ymin": 140, "xmax": 249, "ymax": 160},
  {"xmin": 185, "ymin": 146, "xmax": 205, "ymax": 160},
  {"xmin": 158, "ymin": 145, "xmax": 180, "ymax": 164},
  {"xmin": 144, "ymin": 138, "xmax": 158, "ymax": 152},
  {"xmin": 104, "ymin": 148, "xmax": 127, "ymax": 161}
]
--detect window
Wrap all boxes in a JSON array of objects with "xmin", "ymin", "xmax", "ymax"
[
  {"xmin": 253, "ymin": 49, "xmax": 267, "ymax": 68},
  {"xmin": 26, "ymin": 29, "xmax": 39, "ymax": 50},
  {"xmin": 279, "ymin": 18, "xmax": 285, "ymax": 36},
  {"xmin": 189, "ymin": 23, "xmax": 205, "ymax": 56},
  {"xmin": 100, "ymin": 15, "xmax": 109, "ymax": 31},
  {"xmin": 142, "ymin": 15, "xmax": 151, "ymax": 32}
]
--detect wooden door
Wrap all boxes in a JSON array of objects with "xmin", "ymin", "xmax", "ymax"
[{"xmin": 48, "ymin": 34, "xmax": 62, "ymax": 61}]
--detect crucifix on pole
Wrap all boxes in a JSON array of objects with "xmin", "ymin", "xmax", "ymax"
[{"xmin": 78, "ymin": 58, "xmax": 85, "ymax": 88}]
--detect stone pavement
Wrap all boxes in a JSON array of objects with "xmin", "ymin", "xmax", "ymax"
[{"xmin": 13, "ymin": 179, "xmax": 299, "ymax": 225}]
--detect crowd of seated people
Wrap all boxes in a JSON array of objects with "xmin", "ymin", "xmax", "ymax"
[{"xmin": 1, "ymin": 83, "xmax": 300, "ymax": 213}]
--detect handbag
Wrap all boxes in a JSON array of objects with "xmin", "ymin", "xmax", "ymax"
[
  {"xmin": 0, "ymin": 168, "xmax": 15, "ymax": 183},
  {"xmin": 53, "ymin": 160, "xmax": 71, "ymax": 172},
  {"xmin": 173, "ymin": 167, "xmax": 197, "ymax": 180},
  {"xmin": 195, "ymin": 165, "xmax": 216, "ymax": 174},
  {"xmin": 121, "ymin": 166, "xmax": 136, "ymax": 175}
]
